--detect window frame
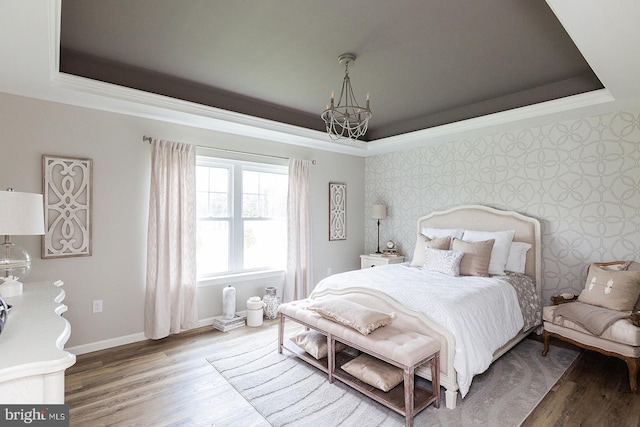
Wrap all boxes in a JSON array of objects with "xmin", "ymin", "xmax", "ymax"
[{"xmin": 196, "ymin": 156, "xmax": 288, "ymax": 283}]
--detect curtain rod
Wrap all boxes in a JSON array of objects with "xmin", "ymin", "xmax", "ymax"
[{"xmin": 143, "ymin": 135, "xmax": 316, "ymax": 164}]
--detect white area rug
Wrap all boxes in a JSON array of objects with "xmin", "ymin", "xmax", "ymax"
[{"xmin": 207, "ymin": 325, "xmax": 578, "ymax": 427}]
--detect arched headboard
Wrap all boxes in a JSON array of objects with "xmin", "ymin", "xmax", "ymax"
[{"xmin": 417, "ymin": 205, "xmax": 542, "ymax": 293}]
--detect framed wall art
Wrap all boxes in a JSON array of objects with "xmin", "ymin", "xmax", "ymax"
[
  {"xmin": 42, "ymin": 155, "xmax": 93, "ymax": 258},
  {"xmin": 329, "ymin": 182, "xmax": 346, "ymax": 241}
]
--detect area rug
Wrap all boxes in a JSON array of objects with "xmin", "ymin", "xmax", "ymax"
[{"xmin": 207, "ymin": 325, "xmax": 578, "ymax": 427}]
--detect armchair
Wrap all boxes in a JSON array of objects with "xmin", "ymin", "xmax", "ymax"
[{"xmin": 542, "ymin": 261, "xmax": 640, "ymax": 393}]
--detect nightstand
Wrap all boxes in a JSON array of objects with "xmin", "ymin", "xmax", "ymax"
[{"xmin": 360, "ymin": 254, "xmax": 405, "ymax": 269}]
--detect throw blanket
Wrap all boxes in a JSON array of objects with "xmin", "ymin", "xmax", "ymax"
[
  {"xmin": 553, "ymin": 301, "xmax": 630, "ymax": 336},
  {"xmin": 311, "ymin": 264, "xmax": 524, "ymax": 398}
]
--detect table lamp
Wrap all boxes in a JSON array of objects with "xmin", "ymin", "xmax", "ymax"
[
  {"xmin": 371, "ymin": 204, "xmax": 387, "ymax": 254},
  {"xmin": 0, "ymin": 189, "xmax": 45, "ymax": 298}
]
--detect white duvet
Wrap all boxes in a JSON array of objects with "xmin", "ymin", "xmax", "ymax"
[{"xmin": 311, "ymin": 264, "xmax": 524, "ymax": 397}]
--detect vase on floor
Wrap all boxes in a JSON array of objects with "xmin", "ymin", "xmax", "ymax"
[{"xmin": 263, "ymin": 287, "xmax": 279, "ymax": 320}]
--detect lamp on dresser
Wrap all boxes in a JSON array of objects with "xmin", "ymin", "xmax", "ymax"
[
  {"xmin": 0, "ymin": 189, "xmax": 45, "ymax": 298},
  {"xmin": 371, "ymin": 204, "xmax": 387, "ymax": 254}
]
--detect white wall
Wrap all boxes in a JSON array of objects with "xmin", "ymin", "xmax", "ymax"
[{"xmin": 0, "ymin": 92, "xmax": 365, "ymax": 350}]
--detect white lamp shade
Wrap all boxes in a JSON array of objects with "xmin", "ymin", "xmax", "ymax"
[
  {"xmin": 0, "ymin": 190, "xmax": 45, "ymax": 235},
  {"xmin": 371, "ymin": 204, "xmax": 387, "ymax": 219}
]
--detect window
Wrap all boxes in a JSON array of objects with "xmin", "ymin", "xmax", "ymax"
[{"xmin": 196, "ymin": 157, "xmax": 288, "ymax": 279}]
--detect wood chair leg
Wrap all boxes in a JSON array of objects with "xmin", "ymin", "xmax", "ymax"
[
  {"xmin": 625, "ymin": 357, "xmax": 639, "ymax": 393},
  {"xmin": 541, "ymin": 330, "xmax": 550, "ymax": 357}
]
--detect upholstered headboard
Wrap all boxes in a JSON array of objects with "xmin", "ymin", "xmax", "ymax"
[{"xmin": 417, "ymin": 205, "xmax": 542, "ymax": 292}]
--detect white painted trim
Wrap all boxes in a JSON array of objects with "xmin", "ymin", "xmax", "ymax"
[{"xmin": 65, "ymin": 317, "xmax": 217, "ymax": 355}]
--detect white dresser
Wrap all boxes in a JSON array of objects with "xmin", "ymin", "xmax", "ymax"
[{"xmin": 0, "ymin": 281, "xmax": 76, "ymax": 403}]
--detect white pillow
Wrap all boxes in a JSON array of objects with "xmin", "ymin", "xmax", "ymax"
[
  {"xmin": 423, "ymin": 247, "xmax": 464, "ymax": 277},
  {"xmin": 462, "ymin": 230, "xmax": 515, "ymax": 275},
  {"xmin": 505, "ymin": 241, "xmax": 532, "ymax": 274},
  {"xmin": 421, "ymin": 227, "xmax": 464, "ymax": 240}
]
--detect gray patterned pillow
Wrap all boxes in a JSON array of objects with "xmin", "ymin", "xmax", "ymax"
[
  {"xmin": 410, "ymin": 234, "xmax": 452, "ymax": 267},
  {"xmin": 423, "ymin": 247, "xmax": 464, "ymax": 276}
]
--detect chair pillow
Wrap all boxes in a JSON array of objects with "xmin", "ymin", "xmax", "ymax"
[
  {"xmin": 341, "ymin": 353, "xmax": 403, "ymax": 392},
  {"xmin": 451, "ymin": 238, "xmax": 495, "ymax": 277},
  {"xmin": 578, "ymin": 265, "xmax": 640, "ymax": 311},
  {"xmin": 423, "ymin": 247, "xmax": 464, "ymax": 276},
  {"xmin": 308, "ymin": 298, "xmax": 395, "ymax": 335},
  {"xmin": 290, "ymin": 330, "xmax": 346, "ymax": 359},
  {"xmin": 410, "ymin": 234, "xmax": 451, "ymax": 267},
  {"xmin": 462, "ymin": 230, "xmax": 515, "ymax": 275}
]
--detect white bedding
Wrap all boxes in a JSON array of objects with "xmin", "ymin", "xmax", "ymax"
[{"xmin": 311, "ymin": 263, "xmax": 525, "ymax": 397}]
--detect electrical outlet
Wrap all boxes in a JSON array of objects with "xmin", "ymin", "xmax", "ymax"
[
  {"xmin": 327, "ymin": 267, "xmax": 332, "ymax": 276},
  {"xmin": 93, "ymin": 299, "xmax": 103, "ymax": 313}
]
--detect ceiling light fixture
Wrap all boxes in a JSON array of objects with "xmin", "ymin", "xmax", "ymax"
[{"xmin": 321, "ymin": 53, "xmax": 372, "ymax": 141}]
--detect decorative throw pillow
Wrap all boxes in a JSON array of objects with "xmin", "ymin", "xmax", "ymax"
[
  {"xmin": 451, "ymin": 238, "xmax": 495, "ymax": 277},
  {"xmin": 341, "ymin": 353, "xmax": 404, "ymax": 392},
  {"xmin": 308, "ymin": 298, "xmax": 395, "ymax": 335},
  {"xmin": 410, "ymin": 234, "xmax": 452, "ymax": 267},
  {"xmin": 505, "ymin": 241, "xmax": 532, "ymax": 274},
  {"xmin": 423, "ymin": 247, "xmax": 464, "ymax": 276},
  {"xmin": 462, "ymin": 230, "xmax": 515, "ymax": 275},
  {"xmin": 577, "ymin": 265, "xmax": 640, "ymax": 311},
  {"xmin": 290, "ymin": 330, "xmax": 346, "ymax": 359}
]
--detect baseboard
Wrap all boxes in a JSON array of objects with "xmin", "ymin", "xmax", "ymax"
[{"xmin": 66, "ymin": 317, "xmax": 217, "ymax": 355}]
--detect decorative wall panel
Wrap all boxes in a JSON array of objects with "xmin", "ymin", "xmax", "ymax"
[
  {"xmin": 329, "ymin": 183, "xmax": 346, "ymax": 240},
  {"xmin": 42, "ymin": 155, "xmax": 93, "ymax": 258},
  {"xmin": 365, "ymin": 110, "xmax": 640, "ymax": 303}
]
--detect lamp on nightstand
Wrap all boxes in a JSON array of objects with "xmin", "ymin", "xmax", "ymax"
[
  {"xmin": 371, "ymin": 204, "xmax": 387, "ymax": 254},
  {"xmin": 0, "ymin": 189, "xmax": 45, "ymax": 298}
]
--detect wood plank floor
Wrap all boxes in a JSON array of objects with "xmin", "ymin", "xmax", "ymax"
[{"xmin": 66, "ymin": 322, "xmax": 639, "ymax": 427}]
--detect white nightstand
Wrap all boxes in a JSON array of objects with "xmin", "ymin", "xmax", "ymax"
[{"xmin": 360, "ymin": 254, "xmax": 405, "ymax": 269}]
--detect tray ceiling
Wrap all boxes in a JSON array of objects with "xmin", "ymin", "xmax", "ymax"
[{"xmin": 59, "ymin": 0, "xmax": 602, "ymax": 141}]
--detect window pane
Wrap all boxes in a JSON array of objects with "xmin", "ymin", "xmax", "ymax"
[
  {"xmin": 209, "ymin": 167, "xmax": 228, "ymax": 193},
  {"xmin": 196, "ymin": 166, "xmax": 209, "ymax": 192},
  {"xmin": 209, "ymin": 193, "xmax": 228, "ymax": 217},
  {"xmin": 243, "ymin": 170, "xmax": 260, "ymax": 193},
  {"xmin": 243, "ymin": 220, "xmax": 286, "ymax": 270},
  {"xmin": 197, "ymin": 220, "xmax": 229, "ymax": 276},
  {"xmin": 242, "ymin": 170, "xmax": 287, "ymax": 218}
]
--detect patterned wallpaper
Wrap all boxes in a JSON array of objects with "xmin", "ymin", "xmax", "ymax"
[{"xmin": 365, "ymin": 109, "xmax": 640, "ymax": 302}]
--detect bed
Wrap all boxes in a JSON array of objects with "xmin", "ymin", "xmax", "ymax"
[{"xmin": 309, "ymin": 205, "xmax": 542, "ymax": 409}]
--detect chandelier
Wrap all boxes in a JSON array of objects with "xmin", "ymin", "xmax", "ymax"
[{"xmin": 321, "ymin": 53, "xmax": 372, "ymax": 141}]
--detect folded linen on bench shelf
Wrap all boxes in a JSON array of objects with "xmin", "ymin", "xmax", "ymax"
[{"xmin": 553, "ymin": 301, "xmax": 630, "ymax": 336}]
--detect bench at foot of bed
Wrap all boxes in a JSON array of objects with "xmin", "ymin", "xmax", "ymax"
[{"xmin": 278, "ymin": 298, "xmax": 441, "ymax": 427}]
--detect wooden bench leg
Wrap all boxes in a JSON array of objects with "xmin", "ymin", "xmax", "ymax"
[
  {"xmin": 278, "ymin": 314, "xmax": 285, "ymax": 354},
  {"xmin": 431, "ymin": 352, "xmax": 440, "ymax": 408},
  {"xmin": 404, "ymin": 366, "xmax": 415, "ymax": 427},
  {"xmin": 328, "ymin": 335, "xmax": 335, "ymax": 384}
]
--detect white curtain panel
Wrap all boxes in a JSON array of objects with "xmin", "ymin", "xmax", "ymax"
[
  {"xmin": 144, "ymin": 139, "xmax": 198, "ymax": 339},
  {"xmin": 285, "ymin": 159, "xmax": 313, "ymax": 302}
]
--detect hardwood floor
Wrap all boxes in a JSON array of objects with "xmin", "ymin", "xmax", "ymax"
[
  {"xmin": 522, "ymin": 339, "xmax": 640, "ymax": 427},
  {"xmin": 66, "ymin": 323, "xmax": 639, "ymax": 427}
]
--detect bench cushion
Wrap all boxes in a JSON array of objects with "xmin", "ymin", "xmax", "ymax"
[{"xmin": 279, "ymin": 299, "xmax": 440, "ymax": 367}]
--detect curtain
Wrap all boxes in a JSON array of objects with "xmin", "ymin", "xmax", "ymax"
[
  {"xmin": 144, "ymin": 139, "xmax": 198, "ymax": 339},
  {"xmin": 285, "ymin": 159, "xmax": 313, "ymax": 302}
]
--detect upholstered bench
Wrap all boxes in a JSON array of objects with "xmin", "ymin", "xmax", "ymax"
[{"xmin": 278, "ymin": 297, "xmax": 440, "ymax": 427}]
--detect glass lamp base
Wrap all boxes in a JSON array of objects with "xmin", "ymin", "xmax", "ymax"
[{"xmin": 0, "ymin": 242, "xmax": 32, "ymax": 283}]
